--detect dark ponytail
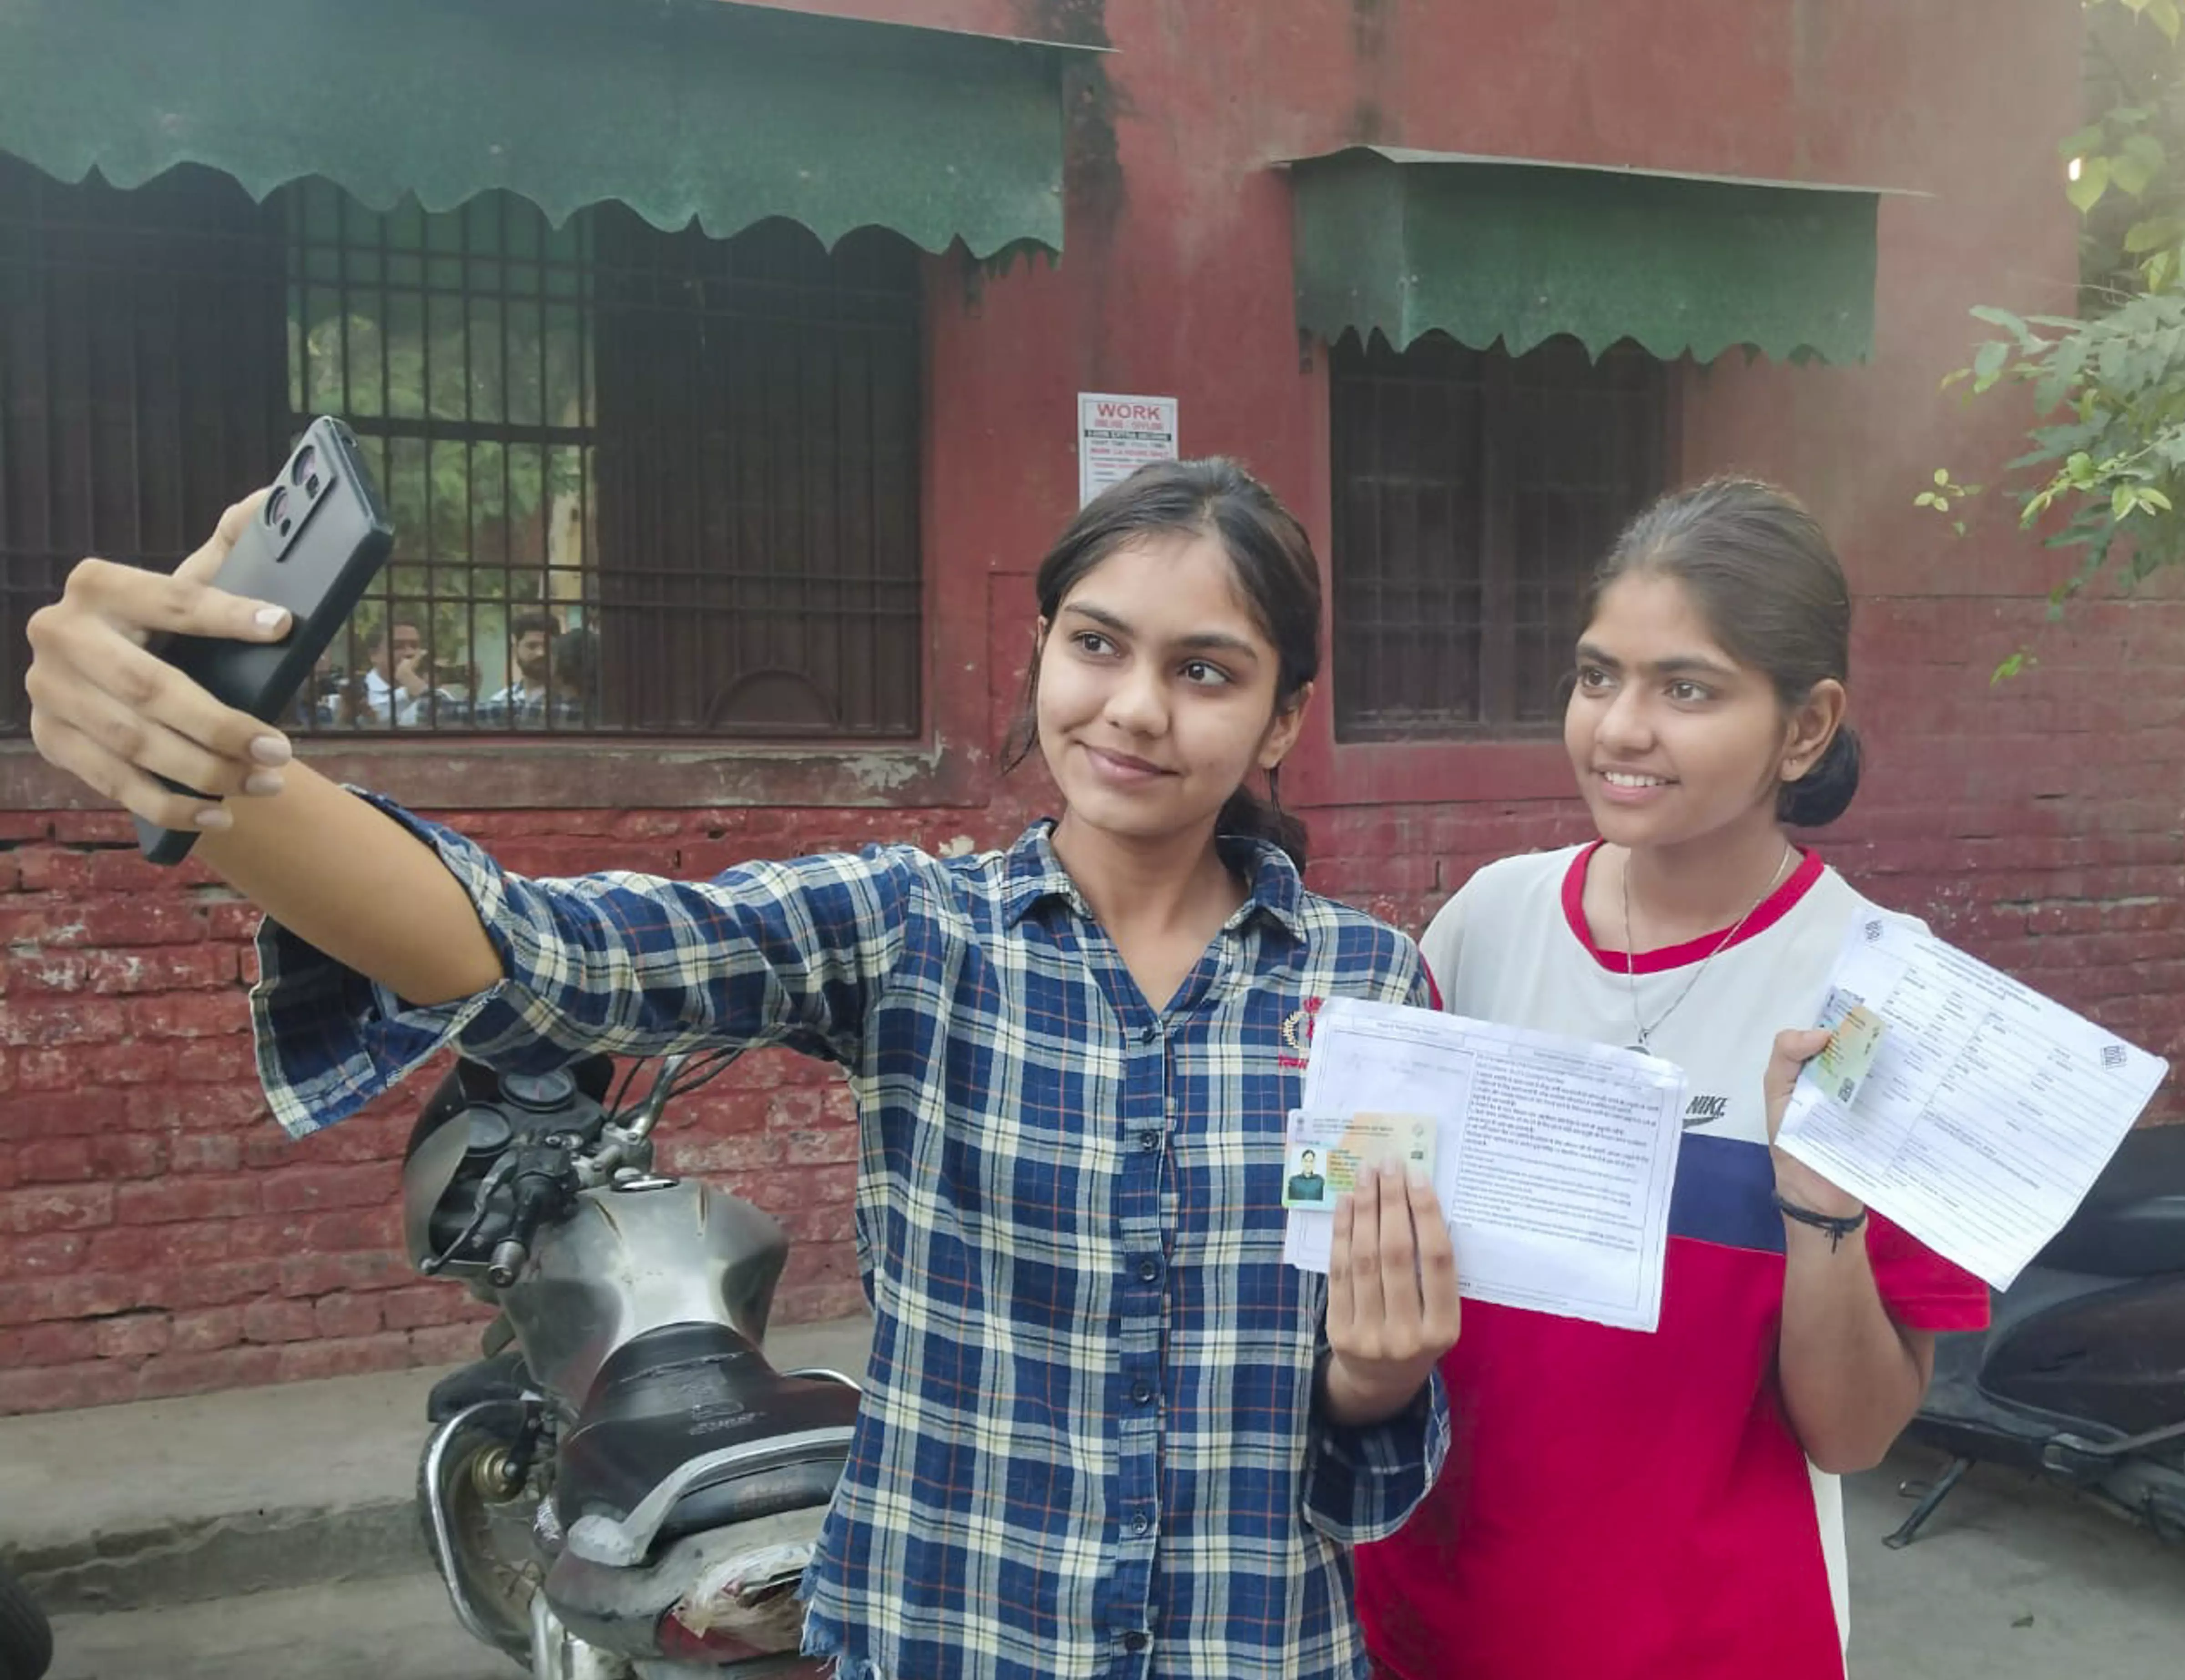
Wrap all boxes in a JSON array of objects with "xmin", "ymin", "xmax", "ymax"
[
  {"xmin": 1004, "ymin": 458, "xmax": 1322, "ymax": 868},
  {"xmin": 1595, "ymin": 477, "xmax": 1862, "ymax": 829},
  {"xmin": 1780, "ymin": 725, "xmax": 1861, "ymax": 828}
]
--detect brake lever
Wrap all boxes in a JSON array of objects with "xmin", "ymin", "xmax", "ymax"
[{"xmin": 421, "ymin": 1154, "xmax": 518, "ymax": 1276}]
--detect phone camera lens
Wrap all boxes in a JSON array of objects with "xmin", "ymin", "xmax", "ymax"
[
  {"xmin": 264, "ymin": 486, "xmax": 289, "ymax": 528},
  {"xmin": 304, "ymin": 473, "xmax": 321, "ymax": 496},
  {"xmin": 290, "ymin": 444, "xmax": 318, "ymax": 487}
]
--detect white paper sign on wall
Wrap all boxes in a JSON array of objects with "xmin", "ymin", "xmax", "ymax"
[{"xmin": 1077, "ymin": 392, "xmax": 1179, "ymax": 507}]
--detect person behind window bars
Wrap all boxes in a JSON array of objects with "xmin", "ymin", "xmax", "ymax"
[
  {"xmin": 353, "ymin": 611, "xmax": 458, "ymax": 728},
  {"xmin": 22, "ymin": 456, "xmax": 1462, "ymax": 1680},
  {"xmin": 478, "ymin": 622, "xmax": 595, "ymax": 731},
  {"xmin": 474, "ymin": 609, "xmax": 562, "ymax": 727}
]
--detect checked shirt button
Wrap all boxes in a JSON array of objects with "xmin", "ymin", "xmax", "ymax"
[
  {"xmin": 1123, "ymin": 1631, "xmax": 1150, "ymax": 1653},
  {"xmin": 1131, "ymin": 1379, "xmax": 1154, "ymax": 1405},
  {"xmin": 1138, "ymin": 1129, "xmax": 1161, "ymax": 1152},
  {"xmin": 1136, "ymin": 1257, "xmax": 1161, "ymax": 1284},
  {"xmin": 1128, "ymin": 1513, "xmax": 1151, "ymax": 1537}
]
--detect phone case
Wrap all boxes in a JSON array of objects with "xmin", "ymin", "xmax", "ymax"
[{"xmin": 134, "ymin": 416, "xmax": 396, "ymax": 863}]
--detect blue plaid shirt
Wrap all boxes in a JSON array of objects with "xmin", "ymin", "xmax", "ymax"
[{"xmin": 252, "ymin": 810, "xmax": 1450, "ymax": 1680}]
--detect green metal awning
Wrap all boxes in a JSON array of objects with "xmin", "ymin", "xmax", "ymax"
[
  {"xmin": 0, "ymin": 0, "xmax": 1087, "ymax": 256},
  {"xmin": 1288, "ymin": 147, "xmax": 1899, "ymax": 365}
]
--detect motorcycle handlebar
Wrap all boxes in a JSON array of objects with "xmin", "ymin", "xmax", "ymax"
[
  {"xmin": 486, "ymin": 1238, "xmax": 529, "ymax": 1289},
  {"xmin": 624, "ymin": 1052, "xmax": 690, "ymax": 1141}
]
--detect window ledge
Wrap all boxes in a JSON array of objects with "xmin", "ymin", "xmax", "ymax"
[{"xmin": 0, "ymin": 737, "xmax": 989, "ymax": 814}]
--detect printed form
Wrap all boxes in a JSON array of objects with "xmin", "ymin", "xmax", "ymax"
[
  {"xmin": 1777, "ymin": 915, "xmax": 2168, "ymax": 1290},
  {"xmin": 1285, "ymin": 998, "xmax": 1687, "ymax": 1332}
]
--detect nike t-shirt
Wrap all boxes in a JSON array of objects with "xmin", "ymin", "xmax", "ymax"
[{"xmin": 1356, "ymin": 844, "xmax": 1991, "ymax": 1680}]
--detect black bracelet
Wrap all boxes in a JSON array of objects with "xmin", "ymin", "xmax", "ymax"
[{"xmin": 1772, "ymin": 1193, "xmax": 1868, "ymax": 1251}]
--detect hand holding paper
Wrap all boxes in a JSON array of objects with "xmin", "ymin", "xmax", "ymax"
[
  {"xmin": 1774, "ymin": 916, "xmax": 2169, "ymax": 1289},
  {"xmin": 1322, "ymin": 1163, "xmax": 1462, "ymax": 1425},
  {"xmin": 1285, "ymin": 999, "xmax": 1688, "ymax": 1333},
  {"xmin": 1764, "ymin": 1025, "xmax": 1865, "ymax": 1222}
]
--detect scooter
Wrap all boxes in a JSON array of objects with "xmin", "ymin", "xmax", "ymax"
[
  {"xmin": 0, "ymin": 1558, "xmax": 53, "ymax": 1680},
  {"xmin": 1886, "ymin": 1121, "xmax": 2185, "ymax": 1547},
  {"xmin": 403, "ymin": 1051, "xmax": 862, "ymax": 1675}
]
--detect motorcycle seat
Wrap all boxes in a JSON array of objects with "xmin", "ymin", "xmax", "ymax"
[
  {"xmin": 557, "ymin": 1322, "xmax": 859, "ymax": 1559},
  {"xmin": 2036, "ymin": 1122, "xmax": 2185, "ymax": 1279}
]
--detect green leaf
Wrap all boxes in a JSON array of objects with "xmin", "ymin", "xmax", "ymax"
[
  {"xmin": 1953, "ymin": 519, "xmax": 1968, "ymax": 537},
  {"xmin": 2060, "ymin": 124, "xmax": 2109, "ymax": 162},
  {"xmin": 1933, "ymin": 467, "xmax": 1951, "ymax": 486},
  {"xmin": 2068, "ymin": 157, "xmax": 2112, "ymax": 213},
  {"xmin": 2141, "ymin": 486, "xmax": 2174, "ymax": 510},
  {"xmin": 1915, "ymin": 492, "xmax": 1941, "ymax": 508},
  {"xmin": 2111, "ymin": 152, "xmax": 2155, "ymax": 198},
  {"xmin": 1972, "ymin": 340, "xmax": 2010, "ymax": 391},
  {"xmin": 2114, "ymin": 483, "xmax": 2139, "ymax": 518},
  {"xmin": 2125, "ymin": 215, "xmax": 2185, "ymax": 254},
  {"xmin": 1970, "ymin": 305, "xmax": 2036, "ymax": 350},
  {"xmin": 2151, "ymin": 0, "xmax": 2182, "ymax": 39}
]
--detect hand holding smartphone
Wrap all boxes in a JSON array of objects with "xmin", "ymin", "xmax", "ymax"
[{"xmin": 134, "ymin": 417, "xmax": 396, "ymax": 863}]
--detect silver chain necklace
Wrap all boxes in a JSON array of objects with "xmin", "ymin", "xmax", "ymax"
[{"xmin": 1621, "ymin": 843, "xmax": 1794, "ymax": 1053}]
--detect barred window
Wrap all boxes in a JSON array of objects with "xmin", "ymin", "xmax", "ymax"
[
  {"xmin": 0, "ymin": 156, "xmax": 924, "ymax": 740},
  {"xmin": 1329, "ymin": 330, "xmax": 1670, "ymax": 741},
  {"xmin": 0, "ymin": 160, "xmax": 289, "ymax": 733}
]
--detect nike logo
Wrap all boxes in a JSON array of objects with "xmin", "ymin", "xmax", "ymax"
[{"xmin": 1683, "ymin": 1094, "xmax": 1730, "ymax": 1128}]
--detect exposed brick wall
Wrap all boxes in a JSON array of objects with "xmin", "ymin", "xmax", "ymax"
[
  {"xmin": 7, "ymin": 620, "xmax": 2182, "ymax": 1418},
  {"xmin": 0, "ymin": 804, "xmax": 989, "ymax": 1415}
]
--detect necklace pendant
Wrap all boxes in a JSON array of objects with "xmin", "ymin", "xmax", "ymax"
[{"xmin": 1626, "ymin": 1041, "xmax": 1651, "ymax": 1056}]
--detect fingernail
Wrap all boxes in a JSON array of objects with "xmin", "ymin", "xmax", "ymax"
[
  {"xmin": 193, "ymin": 806, "xmax": 233, "ymax": 831},
  {"xmin": 1381, "ymin": 1160, "xmax": 1403, "ymax": 1180},
  {"xmin": 250, "ymin": 735, "xmax": 292, "ymax": 766},
  {"xmin": 244, "ymin": 770, "xmax": 285, "ymax": 797},
  {"xmin": 254, "ymin": 605, "xmax": 290, "ymax": 631},
  {"xmin": 1408, "ymin": 1166, "xmax": 1431, "ymax": 1188}
]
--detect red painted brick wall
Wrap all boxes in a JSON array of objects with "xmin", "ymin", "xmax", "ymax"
[{"xmin": 7, "ymin": 0, "xmax": 2169, "ymax": 1415}]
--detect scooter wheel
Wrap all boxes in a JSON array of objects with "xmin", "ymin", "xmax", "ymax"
[{"xmin": 0, "ymin": 1562, "xmax": 54, "ymax": 1680}]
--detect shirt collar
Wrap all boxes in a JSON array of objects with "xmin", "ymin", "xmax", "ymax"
[{"xmin": 1000, "ymin": 820, "xmax": 1309, "ymax": 944}]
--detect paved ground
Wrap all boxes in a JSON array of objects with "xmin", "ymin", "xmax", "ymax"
[
  {"xmin": 7, "ymin": 1316, "xmax": 2180, "ymax": 1678},
  {"xmin": 34, "ymin": 1448, "xmax": 2185, "ymax": 1679},
  {"xmin": 1844, "ymin": 1445, "xmax": 2184, "ymax": 1678},
  {"xmin": 46, "ymin": 1574, "xmax": 509, "ymax": 1680}
]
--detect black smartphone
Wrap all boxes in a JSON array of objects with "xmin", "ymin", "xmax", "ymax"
[{"xmin": 134, "ymin": 416, "xmax": 396, "ymax": 864}]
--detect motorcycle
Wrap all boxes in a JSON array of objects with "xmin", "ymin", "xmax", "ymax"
[
  {"xmin": 1886, "ymin": 1120, "xmax": 2185, "ymax": 1548},
  {"xmin": 0, "ymin": 1558, "xmax": 52, "ymax": 1680},
  {"xmin": 403, "ymin": 1051, "xmax": 863, "ymax": 1676}
]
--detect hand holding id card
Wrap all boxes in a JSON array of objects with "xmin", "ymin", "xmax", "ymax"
[
  {"xmin": 1802, "ymin": 986, "xmax": 1889, "ymax": 1109},
  {"xmin": 1281, "ymin": 1110, "xmax": 1436, "ymax": 1210}
]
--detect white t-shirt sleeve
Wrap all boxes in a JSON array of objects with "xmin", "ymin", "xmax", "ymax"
[{"xmin": 1418, "ymin": 877, "xmax": 1479, "ymax": 1008}]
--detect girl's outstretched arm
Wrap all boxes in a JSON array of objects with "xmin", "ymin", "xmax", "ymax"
[
  {"xmin": 25, "ymin": 500, "xmax": 500, "ymax": 1004},
  {"xmin": 203, "ymin": 765, "xmax": 500, "ymax": 1004}
]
